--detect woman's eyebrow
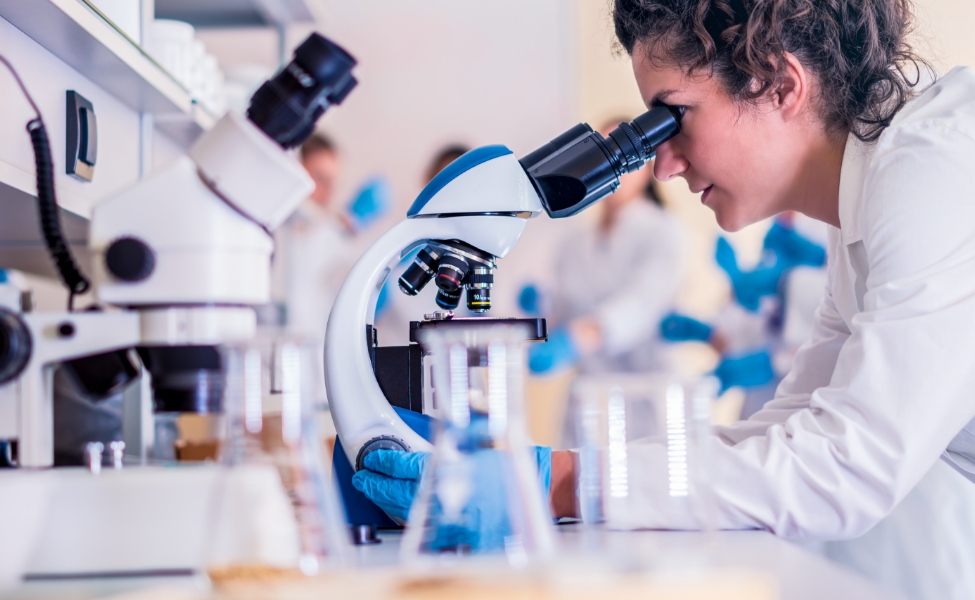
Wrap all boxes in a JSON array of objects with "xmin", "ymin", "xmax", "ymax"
[{"xmin": 648, "ymin": 89, "xmax": 679, "ymax": 107}]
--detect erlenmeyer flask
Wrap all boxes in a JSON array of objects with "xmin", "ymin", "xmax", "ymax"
[
  {"xmin": 205, "ymin": 336, "xmax": 349, "ymax": 580},
  {"xmin": 400, "ymin": 323, "xmax": 554, "ymax": 565}
]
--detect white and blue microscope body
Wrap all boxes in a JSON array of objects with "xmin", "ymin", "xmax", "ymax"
[
  {"xmin": 326, "ymin": 106, "xmax": 684, "ymax": 489},
  {"xmin": 325, "ymin": 146, "xmax": 542, "ymax": 466}
]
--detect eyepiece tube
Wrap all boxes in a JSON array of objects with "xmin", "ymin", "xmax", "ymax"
[
  {"xmin": 247, "ymin": 33, "xmax": 358, "ymax": 149},
  {"xmin": 520, "ymin": 105, "xmax": 681, "ymax": 219}
]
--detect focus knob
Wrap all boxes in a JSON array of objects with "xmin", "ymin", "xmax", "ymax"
[
  {"xmin": 0, "ymin": 308, "xmax": 31, "ymax": 385},
  {"xmin": 105, "ymin": 237, "xmax": 155, "ymax": 282}
]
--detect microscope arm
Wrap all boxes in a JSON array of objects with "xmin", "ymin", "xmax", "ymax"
[{"xmin": 325, "ymin": 215, "xmax": 529, "ymax": 467}]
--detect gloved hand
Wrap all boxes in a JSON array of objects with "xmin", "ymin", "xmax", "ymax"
[
  {"xmin": 352, "ymin": 446, "xmax": 552, "ymax": 551},
  {"xmin": 518, "ymin": 284, "xmax": 542, "ymax": 316},
  {"xmin": 528, "ymin": 327, "xmax": 578, "ymax": 374},
  {"xmin": 660, "ymin": 313, "xmax": 713, "ymax": 342},
  {"xmin": 713, "ymin": 350, "xmax": 775, "ymax": 393},
  {"xmin": 763, "ymin": 221, "xmax": 827, "ymax": 269},
  {"xmin": 715, "ymin": 237, "xmax": 784, "ymax": 312},
  {"xmin": 346, "ymin": 176, "xmax": 391, "ymax": 231}
]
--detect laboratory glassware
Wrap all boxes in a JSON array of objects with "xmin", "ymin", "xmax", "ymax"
[
  {"xmin": 399, "ymin": 323, "xmax": 554, "ymax": 565},
  {"xmin": 205, "ymin": 336, "xmax": 348, "ymax": 579},
  {"xmin": 567, "ymin": 374, "xmax": 718, "ymax": 532}
]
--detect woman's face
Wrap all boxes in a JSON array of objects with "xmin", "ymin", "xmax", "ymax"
[{"xmin": 632, "ymin": 47, "xmax": 809, "ymax": 231}]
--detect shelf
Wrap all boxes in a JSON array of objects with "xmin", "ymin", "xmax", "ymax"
[
  {"xmin": 155, "ymin": 0, "xmax": 316, "ymax": 28},
  {"xmin": 0, "ymin": 0, "xmax": 215, "ymax": 146}
]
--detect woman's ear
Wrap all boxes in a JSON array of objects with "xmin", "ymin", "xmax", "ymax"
[{"xmin": 772, "ymin": 52, "xmax": 810, "ymax": 121}]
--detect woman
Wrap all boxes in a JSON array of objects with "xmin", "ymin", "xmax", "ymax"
[{"xmin": 546, "ymin": 0, "xmax": 975, "ymax": 536}]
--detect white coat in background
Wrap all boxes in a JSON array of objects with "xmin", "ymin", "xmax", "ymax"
[
  {"xmin": 613, "ymin": 67, "xmax": 975, "ymax": 547},
  {"xmin": 273, "ymin": 201, "xmax": 358, "ymax": 343},
  {"xmin": 550, "ymin": 199, "xmax": 685, "ymax": 374}
]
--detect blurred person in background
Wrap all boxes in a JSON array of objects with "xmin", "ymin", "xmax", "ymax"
[
  {"xmin": 272, "ymin": 132, "xmax": 391, "ymax": 352},
  {"xmin": 526, "ymin": 119, "xmax": 686, "ymax": 376},
  {"xmin": 660, "ymin": 212, "xmax": 828, "ymax": 417}
]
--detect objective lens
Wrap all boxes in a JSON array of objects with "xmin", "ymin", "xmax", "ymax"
[
  {"xmin": 398, "ymin": 247, "xmax": 440, "ymax": 296},
  {"xmin": 435, "ymin": 287, "xmax": 462, "ymax": 310},
  {"xmin": 466, "ymin": 267, "xmax": 493, "ymax": 313},
  {"xmin": 435, "ymin": 253, "xmax": 469, "ymax": 293}
]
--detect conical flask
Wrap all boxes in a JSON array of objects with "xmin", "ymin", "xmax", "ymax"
[
  {"xmin": 400, "ymin": 323, "xmax": 554, "ymax": 565},
  {"xmin": 205, "ymin": 336, "xmax": 349, "ymax": 579}
]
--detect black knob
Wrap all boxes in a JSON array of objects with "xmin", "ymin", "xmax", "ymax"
[
  {"xmin": 105, "ymin": 237, "xmax": 155, "ymax": 282},
  {"xmin": 0, "ymin": 308, "xmax": 31, "ymax": 385}
]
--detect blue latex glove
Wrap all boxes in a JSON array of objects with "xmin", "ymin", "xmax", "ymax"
[
  {"xmin": 660, "ymin": 313, "xmax": 713, "ymax": 342},
  {"xmin": 352, "ymin": 446, "xmax": 552, "ymax": 551},
  {"xmin": 0, "ymin": 269, "xmax": 7, "ymax": 283},
  {"xmin": 713, "ymin": 350, "xmax": 775, "ymax": 393},
  {"xmin": 346, "ymin": 176, "xmax": 390, "ymax": 230},
  {"xmin": 528, "ymin": 327, "xmax": 578, "ymax": 374},
  {"xmin": 763, "ymin": 221, "xmax": 827, "ymax": 269},
  {"xmin": 352, "ymin": 449, "xmax": 428, "ymax": 521},
  {"xmin": 715, "ymin": 237, "xmax": 784, "ymax": 312},
  {"xmin": 518, "ymin": 284, "xmax": 542, "ymax": 316}
]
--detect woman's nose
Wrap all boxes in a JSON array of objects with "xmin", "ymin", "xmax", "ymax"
[{"xmin": 653, "ymin": 140, "xmax": 688, "ymax": 182}]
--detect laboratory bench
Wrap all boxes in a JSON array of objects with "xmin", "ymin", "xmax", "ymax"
[{"xmin": 8, "ymin": 526, "xmax": 904, "ymax": 600}]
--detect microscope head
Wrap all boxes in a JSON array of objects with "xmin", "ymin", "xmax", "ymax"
[{"xmin": 395, "ymin": 146, "xmax": 544, "ymax": 313}]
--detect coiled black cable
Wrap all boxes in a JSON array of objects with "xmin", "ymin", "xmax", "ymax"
[
  {"xmin": 0, "ymin": 54, "xmax": 90, "ymax": 310},
  {"xmin": 28, "ymin": 119, "xmax": 90, "ymax": 303}
]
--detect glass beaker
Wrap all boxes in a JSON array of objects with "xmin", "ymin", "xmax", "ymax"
[
  {"xmin": 205, "ymin": 336, "xmax": 349, "ymax": 581},
  {"xmin": 400, "ymin": 323, "xmax": 554, "ymax": 565},
  {"xmin": 568, "ymin": 374, "xmax": 718, "ymax": 533}
]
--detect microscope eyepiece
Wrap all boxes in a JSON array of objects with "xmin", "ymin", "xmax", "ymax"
[
  {"xmin": 520, "ymin": 105, "xmax": 681, "ymax": 219},
  {"xmin": 247, "ymin": 33, "xmax": 358, "ymax": 149}
]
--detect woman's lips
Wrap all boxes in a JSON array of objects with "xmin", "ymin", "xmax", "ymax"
[{"xmin": 701, "ymin": 185, "xmax": 714, "ymax": 204}]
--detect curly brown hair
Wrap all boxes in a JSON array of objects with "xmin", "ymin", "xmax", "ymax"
[{"xmin": 614, "ymin": 0, "xmax": 929, "ymax": 142}]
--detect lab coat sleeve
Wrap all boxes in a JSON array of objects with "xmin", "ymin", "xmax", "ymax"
[
  {"xmin": 617, "ymin": 125, "xmax": 975, "ymax": 538},
  {"xmin": 592, "ymin": 218, "xmax": 684, "ymax": 355}
]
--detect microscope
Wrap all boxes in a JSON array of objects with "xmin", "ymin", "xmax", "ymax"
[
  {"xmin": 0, "ymin": 33, "xmax": 357, "ymax": 575},
  {"xmin": 326, "ymin": 107, "xmax": 682, "ymax": 536},
  {"xmin": 0, "ymin": 33, "xmax": 356, "ymax": 469}
]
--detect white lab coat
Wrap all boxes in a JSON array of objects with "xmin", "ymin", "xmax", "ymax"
[
  {"xmin": 614, "ymin": 67, "xmax": 975, "ymax": 539},
  {"xmin": 273, "ymin": 201, "xmax": 358, "ymax": 343},
  {"xmin": 550, "ymin": 199, "xmax": 685, "ymax": 374}
]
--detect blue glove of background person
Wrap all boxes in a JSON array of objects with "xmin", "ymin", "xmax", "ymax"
[
  {"xmin": 715, "ymin": 237, "xmax": 785, "ymax": 312},
  {"xmin": 763, "ymin": 221, "xmax": 827, "ymax": 269},
  {"xmin": 346, "ymin": 176, "xmax": 391, "ymax": 231},
  {"xmin": 518, "ymin": 284, "xmax": 542, "ymax": 316},
  {"xmin": 528, "ymin": 327, "xmax": 578, "ymax": 374},
  {"xmin": 660, "ymin": 313, "xmax": 713, "ymax": 342},
  {"xmin": 713, "ymin": 350, "xmax": 775, "ymax": 393},
  {"xmin": 352, "ymin": 447, "xmax": 553, "ymax": 551}
]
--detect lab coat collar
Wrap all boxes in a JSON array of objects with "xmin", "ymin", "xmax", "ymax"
[{"xmin": 837, "ymin": 134, "xmax": 871, "ymax": 245}]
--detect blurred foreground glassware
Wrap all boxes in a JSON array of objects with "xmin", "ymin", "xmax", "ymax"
[
  {"xmin": 205, "ymin": 336, "xmax": 349, "ymax": 580},
  {"xmin": 400, "ymin": 324, "xmax": 554, "ymax": 565},
  {"xmin": 568, "ymin": 374, "xmax": 718, "ymax": 534}
]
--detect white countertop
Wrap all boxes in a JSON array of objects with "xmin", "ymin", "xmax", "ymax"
[{"xmin": 9, "ymin": 526, "xmax": 903, "ymax": 600}]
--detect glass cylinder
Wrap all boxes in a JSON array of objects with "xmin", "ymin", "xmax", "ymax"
[
  {"xmin": 568, "ymin": 374, "xmax": 718, "ymax": 533},
  {"xmin": 400, "ymin": 324, "xmax": 554, "ymax": 565},
  {"xmin": 205, "ymin": 336, "xmax": 349, "ymax": 581}
]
